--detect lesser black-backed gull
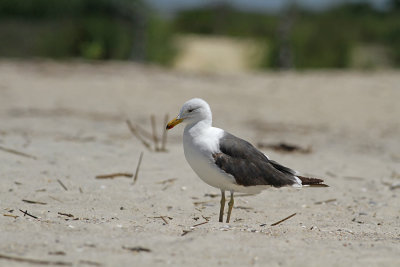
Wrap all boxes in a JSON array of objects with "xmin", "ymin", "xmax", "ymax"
[{"xmin": 166, "ymin": 98, "xmax": 328, "ymax": 223}]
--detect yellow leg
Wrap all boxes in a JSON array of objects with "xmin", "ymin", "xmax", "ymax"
[
  {"xmin": 226, "ymin": 192, "xmax": 234, "ymax": 223},
  {"xmin": 219, "ymin": 190, "xmax": 226, "ymax": 222}
]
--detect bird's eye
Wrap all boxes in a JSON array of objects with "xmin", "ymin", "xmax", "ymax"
[{"xmin": 188, "ymin": 109, "xmax": 194, "ymax": 113}]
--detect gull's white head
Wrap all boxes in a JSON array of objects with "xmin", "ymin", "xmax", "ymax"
[{"xmin": 166, "ymin": 98, "xmax": 212, "ymax": 130}]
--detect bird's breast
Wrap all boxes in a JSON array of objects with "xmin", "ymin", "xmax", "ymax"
[{"xmin": 182, "ymin": 129, "xmax": 237, "ymax": 190}]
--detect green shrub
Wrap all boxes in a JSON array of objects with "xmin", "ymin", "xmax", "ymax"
[{"xmin": 0, "ymin": 0, "xmax": 176, "ymax": 64}]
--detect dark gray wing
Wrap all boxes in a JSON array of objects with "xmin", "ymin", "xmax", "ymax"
[
  {"xmin": 269, "ymin": 159, "xmax": 297, "ymax": 176},
  {"xmin": 212, "ymin": 132, "xmax": 298, "ymax": 187}
]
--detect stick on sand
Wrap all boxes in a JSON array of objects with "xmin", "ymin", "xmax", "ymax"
[
  {"xmin": 0, "ymin": 145, "xmax": 37, "ymax": 159},
  {"xmin": 0, "ymin": 253, "xmax": 72, "ymax": 266},
  {"xmin": 95, "ymin": 173, "xmax": 133, "ymax": 179},
  {"xmin": 132, "ymin": 152, "xmax": 144, "ymax": 185},
  {"xmin": 271, "ymin": 213, "xmax": 297, "ymax": 226},
  {"xmin": 126, "ymin": 120, "xmax": 152, "ymax": 151}
]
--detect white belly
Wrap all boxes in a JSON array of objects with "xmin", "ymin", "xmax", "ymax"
[{"xmin": 183, "ymin": 126, "xmax": 266, "ymax": 194}]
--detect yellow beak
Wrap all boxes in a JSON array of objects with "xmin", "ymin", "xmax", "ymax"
[{"xmin": 166, "ymin": 117, "xmax": 183, "ymax": 130}]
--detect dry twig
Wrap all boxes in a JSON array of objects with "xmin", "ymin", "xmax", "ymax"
[
  {"xmin": 271, "ymin": 213, "xmax": 297, "ymax": 226},
  {"xmin": 0, "ymin": 253, "xmax": 71, "ymax": 266},
  {"xmin": 58, "ymin": 212, "xmax": 74, "ymax": 218},
  {"xmin": 122, "ymin": 246, "xmax": 151, "ymax": 253},
  {"xmin": 314, "ymin": 198, "xmax": 337, "ymax": 205},
  {"xmin": 3, "ymin": 214, "xmax": 18, "ymax": 219},
  {"xmin": 134, "ymin": 124, "xmax": 153, "ymax": 141},
  {"xmin": 126, "ymin": 120, "xmax": 152, "ymax": 151},
  {"xmin": 132, "ymin": 152, "xmax": 144, "ymax": 185},
  {"xmin": 193, "ymin": 200, "xmax": 215, "ymax": 206},
  {"xmin": 19, "ymin": 209, "xmax": 38, "ymax": 219},
  {"xmin": 202, "ymin": 215, "xmax": 210, "ymax": 221},
  {"xmin": 126, "ymin": 114, "xmax": 169, "ymax": 152},
  {"xmin": 181, "ymin": 230, "xmax": 192, "ymax": 236},
  {"xmin": 0, "ymin": 145, "xmax": 37, "ymax": 159},
  {"xmin": 48, "ymin": 251, "xmax": 66, "ymax": 256},
  {"xmin": 153, "ymin": 216, "xmax": 170, "ymax": 224},
  {"xmin": 49, "ymin": 196, "xmax": 63, "ymax": 203},
  {"xmin": 193, "ymin": 221, "xmax": 209, "ymax": 227},
  {"xmin": 22, "ymin": 199, "xmax": 47, "ymax": 205},
  {"xmin": 235, "ymin": 206, "xmax": 253, "ymax": 210},
  {"xmin": 95, "ymin": 173, "xmax": 133, "ymax": 179},
  {"xmin": 57, "ymin": 179, "xmax": 68, "ymax": 191},
  {"xmin": 156, "ymin": 178, "xmax": 177, "ymax": 184}
]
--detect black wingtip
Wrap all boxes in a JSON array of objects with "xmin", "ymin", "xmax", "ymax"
[
  {"xmin": 307, "ymin": 183, "xmax": 329, "ymax": 187},
  {"xmin": 297, "ymin": 176, "xmax": 328, "ymax": 187}
]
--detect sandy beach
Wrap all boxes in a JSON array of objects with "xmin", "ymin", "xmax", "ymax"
[{"xmin": 0, "ymin": 60, "xmax": 399, "ymax": 266}]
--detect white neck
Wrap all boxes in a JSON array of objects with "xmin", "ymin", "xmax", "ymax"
[{"xmin": 184, "ymin": 119, "xmax": 212, "ymax": 137}]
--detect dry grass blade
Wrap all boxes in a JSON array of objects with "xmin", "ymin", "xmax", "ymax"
[
  {"xmin": 48, "ymin": 251, "xmax": 66, "ymax": 256},
  {"xmin": 156, "ymin": 178, "xmax": 177, "ymax": 184},
  {"xmin": 152, "ymin": 216, "xmax": 170, "ymax": 224},
  {"xmin": 181, "ymin": 230, "xmax": 193, "ymax": 236},
  {"xmin": 122, "ymin": 246, "xmax": 151, "ymax": 253},
  {"xmin": 314, "ymin": 198, "xmax": 337, "ymax": 205},
  {"xmin": 49, "ymin": 196, "xmax": 63, "ymax": 203},
  {"xmin": 0, "ymin": 145, "xmax": 37, "ymax": 159},
  {"xmin": 134, "ymin": 124, "xmax": 153, "ymax": 141},
  {"xmin": 58, "ymin": 212, "xmax": 74, "ymax": 218},
  {"xmin": 193, "ymin": 221, "xmax": 209, "ymax": 227},
  {"xmin": 126, "ymin": 120, "xmax": 152, "ymax": 151},
  {"xmin": 22, "ymin": 199, "xmax": 47, "ymax": 205},
  {"xmin": 235, "ymin": 206, "xmax": 253, "ymax": 210},
  {"xmin": 202, "ymin": 215, "xmax": 210, "ymax": 221},
  {"xmin": 3, "ymin": 214, "xmax": 18, "ymax": 219},
  {"xmin": 193, "ymin": 200, "xmax": 215, "ymax": 206},
  {"xmin": 150, "ymin": 215, "xmax": 173, "ymax": 224},
  {"xmin": 95, "ymin": 173, "xmax": 133, "ymax": 179},
  {"xmin": 57, "ymin": 179, "xmax": 68, "ymax": 191},
  {"xmin": 19, "ymin": 209, "xmax": 38, "ymax": 219},
  {"xmin": 271, "ymin": 213, "xmax": 297, "ymax": 226},
  {"xmin": 0, "ymin": 253, "xmax": 72, "ymax": 266},
  {"xmin": 132, "ymin": 152, "xmax": 144, "ymax": 185},
  {"xmin": 161, "ymin": 113, "xmax": 169, "ymax": 151},
  {"xmin": 150, "ymin": 114, "xmax": 159, "ymax": 150}
]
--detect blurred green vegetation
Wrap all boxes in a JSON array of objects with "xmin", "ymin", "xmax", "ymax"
[
  {"xmin": 0, "ymin": 0, "xmax": 176, "ymax": 64},
  {"xmin": 0, "ymin": 0, "xmax": 399, "ymax": 69},
  {"xmin": 174, "ymin": 1, "xmax": 400, "ymax": 69}
]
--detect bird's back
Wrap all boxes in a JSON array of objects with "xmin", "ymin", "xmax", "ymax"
[{"xmin": 213, "ymin": 132, "xmax": 301, "ymax": 187}]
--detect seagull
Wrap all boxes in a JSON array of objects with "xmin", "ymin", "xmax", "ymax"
[{"xmin": 166, "ymin": 98, "xmax": 328, "ymax": 223}]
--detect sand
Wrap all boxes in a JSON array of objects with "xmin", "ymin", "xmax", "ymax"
[{"xmin": 0, "ymin": 60, "xmax": 399, "ymax": 266}]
